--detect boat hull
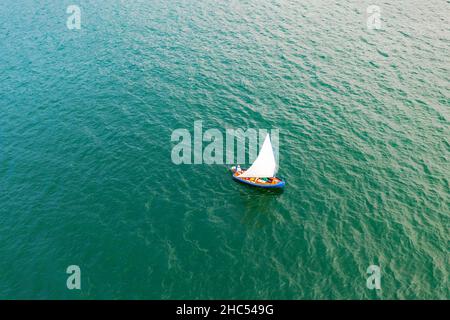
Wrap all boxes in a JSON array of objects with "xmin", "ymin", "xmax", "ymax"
[{"xmin": 231, "ymin": 168, "xmax": 285, "ymax": 189}]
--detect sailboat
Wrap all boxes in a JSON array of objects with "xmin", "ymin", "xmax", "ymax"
[{"xmin": 231, "ymin": 134, "xmax": 285, "ymax": 189}]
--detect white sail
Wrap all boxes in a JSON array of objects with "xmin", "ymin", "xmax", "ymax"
[{"xmin": 239, "ymin": 134, "xmax": 277, "ymax": 178}]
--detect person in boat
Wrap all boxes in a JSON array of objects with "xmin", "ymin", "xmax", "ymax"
[{"xmin": 236, "ymin": 165, "xmax": 242, "ymax": 173}]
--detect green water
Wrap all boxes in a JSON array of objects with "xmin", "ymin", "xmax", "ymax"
[{"xmin": 0, "ymin": 0, "xmax": 449, "ymax": 299}]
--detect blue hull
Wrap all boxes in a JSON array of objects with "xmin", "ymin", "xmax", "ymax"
[{"xmin": 232, "ymin": 175, "xmax": 286, "ymax": 189}]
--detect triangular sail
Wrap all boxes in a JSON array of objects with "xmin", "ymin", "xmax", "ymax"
[{"xmin": 239, "ymin": 134, "xmax": 277, "ymax": 178}]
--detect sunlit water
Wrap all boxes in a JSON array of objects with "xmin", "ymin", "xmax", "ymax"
[{"xmin": 0, "ymin": 0, "xmax": 448, "ymax": 299}]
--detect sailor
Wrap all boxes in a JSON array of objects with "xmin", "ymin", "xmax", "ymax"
[{"xmin": 236, "ymin": 165, "xmax": 242, "ymax": 173}]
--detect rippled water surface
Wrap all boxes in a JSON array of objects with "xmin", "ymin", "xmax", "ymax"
[{"xmin": 0, "ymin": 0, "xmax": 449, "ymax": 299}]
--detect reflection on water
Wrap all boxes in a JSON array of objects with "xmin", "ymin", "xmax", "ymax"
[{"xmin": 235, "ymin": 183, "xmax": 284, "ymax": 228}]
